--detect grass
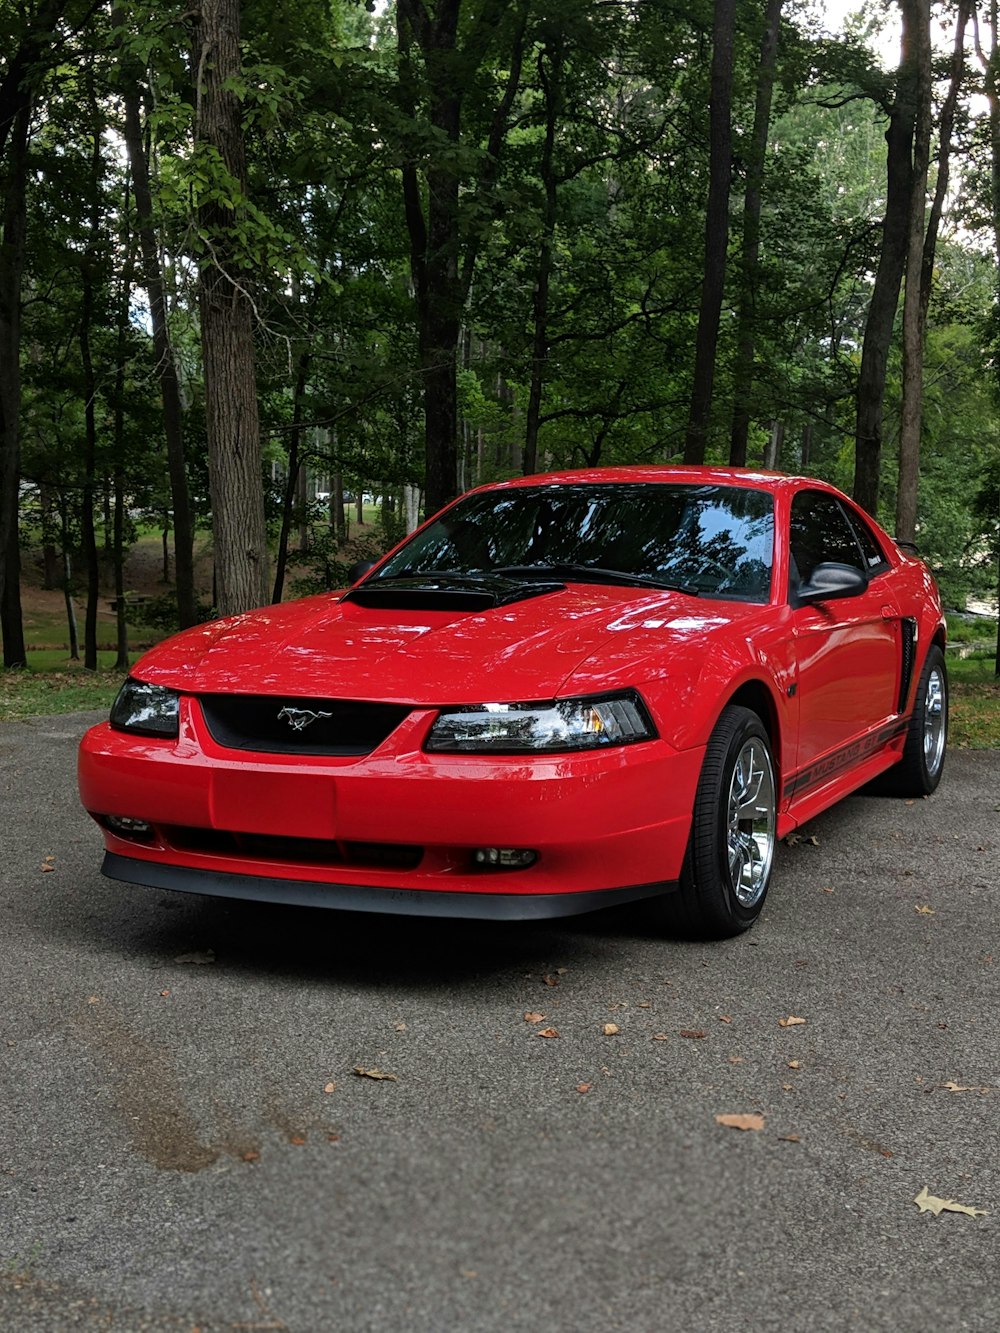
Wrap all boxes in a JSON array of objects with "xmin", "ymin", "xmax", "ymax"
[
  {"xmin": 0, "ymin": 660, "xmax": 125, "ymax": 721},
  {"xmin": 947, "ymin": 651, "xmax": 1000, "ymax": 749}
]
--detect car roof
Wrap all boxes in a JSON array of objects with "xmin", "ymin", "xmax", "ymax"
[{"xmin": 474, "ymin": 465, "xmax": 840, "ymax": 496}]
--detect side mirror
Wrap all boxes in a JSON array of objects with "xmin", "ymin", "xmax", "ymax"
[
  {"xmin": 794, "ymin": 561, "xmax": 868, "ymax": 606},
  {"xmin": 347, "ymin": 560, "xmax": 378, "ymax": 585}
]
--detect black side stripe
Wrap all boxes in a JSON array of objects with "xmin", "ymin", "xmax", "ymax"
[{"xmin": 785, "ymin": 718, "xmax": 908, "ymax": 800}]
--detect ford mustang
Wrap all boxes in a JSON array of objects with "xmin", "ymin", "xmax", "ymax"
[{"xmin": 78, "ymin": 467, "xmax": 948, "ymax": 937}]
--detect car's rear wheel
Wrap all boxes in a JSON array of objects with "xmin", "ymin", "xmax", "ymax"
[
  {"xmin": 656, "ymin": 705, "xmax": 776, "ymax": 938},
  {"xmin": 882, "ymin": 644, "xmax": 948, "ymax": 797}
]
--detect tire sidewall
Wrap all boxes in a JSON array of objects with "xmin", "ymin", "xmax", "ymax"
[{"xmin": 691, "ymin": 708, "xmax": 775, "ymax": 932}]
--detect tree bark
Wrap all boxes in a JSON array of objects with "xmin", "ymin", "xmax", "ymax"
[
  {"xmin": 121, "ymin": 82, "xmax": 198, "ymax": 628},
  {"xmin": 271, "ymin": 351, "xmax": 310, "ymax": 604},
  {"xmin": 897, "ymin": 0, "xmax": 970, "ymax": 542},
  {"xmin": 976, "ymin": 2, "xmax": 1000, "ymax": 674},
  {"xmin": 523, "ymin": 41, "xmax": 563, "ymax": 477},
  {"xmin": 195, "ymin": 0, "xmax": 269, "ymax": 616},
  {"xmin": 729, "ymin": 0, "xmax": 782, "ymax": 467},
  {"xmin": 0, "ymin": 102, "xmax": 29, "ymax": 668},
  {"xmin": 853, "ymin": 9, "xmax": 918, "ymax": 517},
  {"xmin": 684, "ymin": 0, "xmax": 737, "ymax": 465},
  {"xmin": 397, "ymin": 0, "xmax": 522, "ymax": 514}
]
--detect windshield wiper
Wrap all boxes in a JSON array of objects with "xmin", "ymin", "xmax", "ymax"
[{"xmin": 494, "ymin": 563, "xmax": 699, "ymax": 595}]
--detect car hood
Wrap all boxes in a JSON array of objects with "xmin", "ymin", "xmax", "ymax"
[{"xmin": 134, "ymin": 585, "xmax": 758, "ymax": 704}]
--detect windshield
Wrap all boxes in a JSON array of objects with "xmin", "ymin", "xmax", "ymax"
[{"xmin": 373, "ymin": 483, "xmax": 774, "ymax": 603}]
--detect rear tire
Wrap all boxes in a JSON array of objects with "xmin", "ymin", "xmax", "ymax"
[
  {"xmin": 655, "ymin": 706, "xmax": 776, "ymax": 939},
  {"xmin": 882, "ymin": 644, "xmax": 948, "ymax": 797}
]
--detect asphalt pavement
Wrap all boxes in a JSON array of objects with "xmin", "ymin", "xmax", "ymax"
[{"xmin": 1, "ymin": 711, "xmax": 998, "ymax": 1331}]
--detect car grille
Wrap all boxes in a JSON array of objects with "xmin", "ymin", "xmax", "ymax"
[
  {"xmin": 164, "ymin": 826, "xmax": 423, "ymax": 871},
  {"xmin": 198, "ymin": 694, "xmax": 412, "ymax": 755}
]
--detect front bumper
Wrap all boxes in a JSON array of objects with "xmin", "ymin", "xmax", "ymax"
[{"xmin": 78, "ymin": 698, "xmax": 703, "ymax": 914}]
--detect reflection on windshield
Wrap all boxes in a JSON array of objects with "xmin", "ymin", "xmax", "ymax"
[{"xmin": 374, "ymin": 483, "xmax": 775, "ymax": 603}]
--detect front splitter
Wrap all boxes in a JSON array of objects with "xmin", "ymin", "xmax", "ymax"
[{"xmin": 101, "ymin": 851, "xmax": 673, "ymax": 921}]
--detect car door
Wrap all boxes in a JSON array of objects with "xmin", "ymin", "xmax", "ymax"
[{"xmin": 788, "ymin": 489, "xmax": 900, "ymax": 780}]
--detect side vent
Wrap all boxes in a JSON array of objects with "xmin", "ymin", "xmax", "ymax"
[{"xmin": 898, "ymin": 618, "xmax": 917, "ymax": 714}]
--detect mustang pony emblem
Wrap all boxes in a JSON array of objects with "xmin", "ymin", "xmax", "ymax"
[{"xmin": 277, "ymin": 706, "xmax": 333, "ymax": 731}]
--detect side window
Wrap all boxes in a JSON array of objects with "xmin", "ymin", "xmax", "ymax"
[
  {"xmin": 844, "ymin": 507, "xmax": 890, "ymax": 574},
  {"xmin": 789, "ymin": 491, "xmax": 864, "ymax": 590}
]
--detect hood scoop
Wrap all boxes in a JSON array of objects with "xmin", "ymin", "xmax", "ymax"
[{"xmin": 343, "ymin": 574, "xmax": 565, "ymax": 613}]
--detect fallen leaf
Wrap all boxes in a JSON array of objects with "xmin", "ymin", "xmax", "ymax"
[
  {"xmin": 352, "ymin": 1066, "xmax": 398, "ymax": 1081},
  {"xmin": 524, "ymin": 1012, "xmax": 545, "ymax": 1024},
  {"xmin": 575, "ymin": 1083, "xmax": 592, "ymax": 1094},
  {"xmin": 241, "ymin": 1150, "xmax": 260, "ymax": 1163},
  {"xmin": 289, "ymin": 1135, "xmax": 306, "ymax": 1146},
  {"xmin": 394, "ymin": 1022, "xmax": 407, "ymax": 1032},
  {"xmin": 536, "ymin": 1027, "xmax": 560, "ymax": 1039},
  {"xmin": 638, "ymin": 1001, "xmax": 651, "ymax": 1009},
  {"xmin": 323, "ymin": 1082, "xmax": 336, "ymax": 1094},
  {"xmin": 327, "ymin": 1133, "xmax": 340, "ymax": 1143},
  {"xmin": 679, "ymin": 1029, "xmax": 706, "ymax": 1039},
  {"xmin": 174, "ymin": 949, "xmax": 216, "ymax": 965},
  {"xmin": 542, "ymin": 974, "xmax": 560, "ymax": 987},
  {"xmin": 460, "ymin": 1269, "xmax": 478, "ymax": 1279},
  {"xmin": 159, "ymin": 989, "xmax": 171, "ymax": 998},
  {"xmin": 915, "ymin": 904, "xmax": 935, "ymax": 915},
  {"xmin": 651, "ymin": 1033, "xmax": 670, "ymax": 1042},
  {"xmin": 821, "ymin": 886, "xmax": 835, "ymax": 894},
  {"xmin": 41, "ymin": 863, "xmax": 55, "ymax": 873},
  {"xmin": 942, "ymin": 1081, "xmax": 993, "ymax": 1094},
  {"xmin": 778, "ymin": 1133, "xmax": 801, "ymax": 1143},
  {"xmin": 778, "ymin": 1016, "xmax": 806, "ymax": 1028},
  {"xmin": 86, "ymin": 996, "xmax": 100, "ymax": 1005},
  {"xmin": 728, "ymin": 1055, "xmax": 744, "ymax": 1064},
  {"xmin": 913, "ymin": 1187, "xmax": 987, "ymax": 1218},
  {"xmin": 715, "ymin": 1113, "xmax": 765, "ymax": 1132},
  {"xmin": 555, "ymin": 967, "xmax": 568, "ymax": 975},
  {"xmin": 718, "ymin": 1015, "xmax": 732, "ymax": 1024},
  {"xmin": 787, "ymin": 1060, "xmax": 801, "ymax": 1070},
  {"xmin": 603, "ymin": 1023, "xmax": 620, "ymax": 1036}
]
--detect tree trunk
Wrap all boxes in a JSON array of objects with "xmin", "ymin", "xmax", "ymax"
[
  {"xmin": 333, "ymin": 471, "xmax": 346, "ymax": 544},
  {"xmin": 271, "ymin": 351, "xmax": 310, "ymax": 604},
  {"xmin": 897, "ymin": 0, "xmax": 970, "ymax": 542},
  {"xmin": 112, "ymin": 203, "xmax": 140, "ymax": 672},
  {"xmin": 977, "ymin": 2, "xmax": 1000, "ymax": 674},
  {"xmin": 78, "ymin": 100, "xmax": 103, "ymax": 672},
  {"xmin": 895, "ymin": 0, "xmax": 932, "ymax": 545},
  {"xmin": 523, "ymin": 41, "xmax": 563, "ymax": 477},
  {"xmin": 0, "ymin": 103, "xmax": 29, "ymax": 668},
  {"xmin": 195, "ymin": 0, "xmax": 270, "ymax": 616},
  {"xmin": 397, "ymin": 0, "xmax": 522, "ymax": 514},
  {"xmin": 853, "ymin": 9, "xmax": 918, "ymax": 517},
  {"xmin": 729, "ymin": 0, "xmax": 782, "ymax": 467},
  {"xmin": 121, "ymin": 82, "xmax": 198, "ymax": 628},
  {"xmin": 684, "ymin": 0, "xmax": 737, "ymax": 465}
]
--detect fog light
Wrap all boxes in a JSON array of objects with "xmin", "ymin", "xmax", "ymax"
[
  {"xmin": 472, "ymin": 847, "xmax": 538, "ymax": 870},
  {"xmin": 103, "ymin": 815, "xmax": 154, "ymax": 840}
]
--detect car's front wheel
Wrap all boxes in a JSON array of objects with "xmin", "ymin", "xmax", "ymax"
[
  {"xmin": 882, "ymin": 644, "xmax": 948, "ymax": 797},
  {"xmin": 657, "ymin": 705, "xmax": 777, "ymax": 938}
]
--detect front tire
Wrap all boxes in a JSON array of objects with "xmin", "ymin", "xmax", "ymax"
[
  {"xmin": 884, "ymin": 644, "xmax": 948, "ymax": 796},
  {"xmin": 658, "ymin": 706, "xmax": 777, "ymax": 938}
]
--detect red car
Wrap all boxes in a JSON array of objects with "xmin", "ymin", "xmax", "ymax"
[{"xmin": 78, "ymin": 467, "xmax": 948, "ymax": 937}]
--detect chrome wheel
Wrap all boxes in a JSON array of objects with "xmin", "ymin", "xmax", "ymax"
[
  {"xmin": 726, "ymin": 737, "xmax": 776, "ymax": 908},
  {"xmin": 923, "ymin": 665, "xmax": 946, "ymax": 778}
]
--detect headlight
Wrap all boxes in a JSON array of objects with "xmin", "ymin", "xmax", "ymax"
[
  {"xmin": 110, "ymin": 678, "xmax": 180, "ymax": 738},
  {"xmin": 425, "ymin": 691, "xmax": 656, "ymax": 754}
]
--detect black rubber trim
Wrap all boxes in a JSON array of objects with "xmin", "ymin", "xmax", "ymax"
[{"xmin": 101, "ymin": 852, "xmax": 672, "ymax": 921}]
